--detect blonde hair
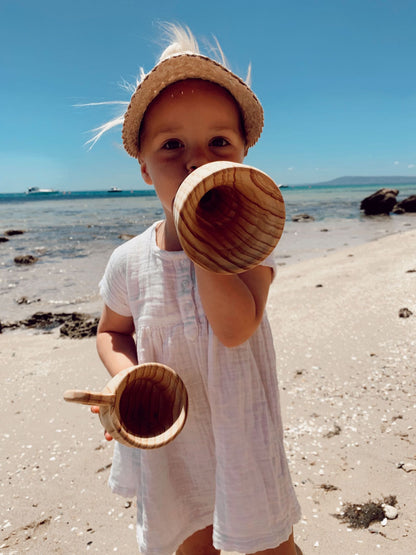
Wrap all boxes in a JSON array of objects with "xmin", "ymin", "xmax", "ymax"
[{"xmin": 79, "ymin": 23, "xmax": 252, "ymax": 150}]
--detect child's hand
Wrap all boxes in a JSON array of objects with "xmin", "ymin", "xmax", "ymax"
[{"xmin": 90, "ymin": 406, "xmax": 113, "ymax": 441}]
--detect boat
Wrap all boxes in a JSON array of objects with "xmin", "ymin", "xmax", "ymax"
[
  {"xmin": 26, "ymin": 186, "xmax": 59, "ymax": 195},
  {"xmin": 108, "ymin": 186, "xmax": 122, "ymax": 193}
]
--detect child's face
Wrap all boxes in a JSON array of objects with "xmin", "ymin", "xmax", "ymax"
[{"xmin": 138, "ymin": 79, "xmax": 247, "ymax": 221}]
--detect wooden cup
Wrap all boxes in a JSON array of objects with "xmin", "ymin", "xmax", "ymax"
[
  {"xmin": 173, "ymin": 161, "xmax": 286, "ymax": 274},
  {"xmin": 64, "ymin": 363, "xmax": 188, "ymax": 449}
]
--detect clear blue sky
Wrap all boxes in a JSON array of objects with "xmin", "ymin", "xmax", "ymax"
[{"xmin": 1, "ymin": 0, "xmax": 415, "ymax": 192}]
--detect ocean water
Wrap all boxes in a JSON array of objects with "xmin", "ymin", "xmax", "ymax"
[{"xmin": 1, "ymin": 183, "xmax": 415, "ymax": 322}]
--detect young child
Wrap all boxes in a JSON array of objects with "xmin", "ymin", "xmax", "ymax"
[{"xmin": 92, "ymin": 24, "xmax": 301, "ymax": 555}]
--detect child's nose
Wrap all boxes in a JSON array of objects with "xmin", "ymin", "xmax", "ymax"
[{"xmin": 186, "ymin": 148, "xmax": 210, "ymax": 173}]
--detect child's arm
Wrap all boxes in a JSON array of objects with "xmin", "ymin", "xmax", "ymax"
[
  {"xmin": 93, "ymin": 305, "xmax": 137, "ymax": 441},
  {"xmin": 96, "ymin": 304, "xmax": 138, "ymax": 377},
  {"xmin": 194, "ymin": 264, "xmax": 272, "ymax": 347}
]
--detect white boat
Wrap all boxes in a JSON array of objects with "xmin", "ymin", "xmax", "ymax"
[
  {"xmin": 108, "ymin": 186, "xmax": 122, "ymax": 193},
  {"xmin": 26, "ymin": 186, "xmax": 59, "ymax": 195}
]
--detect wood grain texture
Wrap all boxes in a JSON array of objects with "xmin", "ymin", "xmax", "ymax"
[
  {"xmin": 173, "ymin": 161, "xmax": 286, "ymax": 274},
  {"xmin": 63, "ymin": 390, "xmax": 115, "ymax": 406},
  {"xmin": 64, "ymin": 363, "xmax": 188, "ymax": 449}
]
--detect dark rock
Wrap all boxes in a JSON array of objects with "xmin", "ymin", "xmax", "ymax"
[
  {"xmin": 4, "ymin": 229, "xmax": 25, "ymax": 236},
  {"xmin": 0, "ymin": 236, "xmax": 9, "ymax": 243},
  {"xmin": 398, "ymin": 307, "xmax": 413, "ymax": 318},
  {"xmin": 19, "ymin": 311, "xmax": 71, "ymax": 329},
  {"xmin": 393, "ymin": 194, "xmax": 416, "ymax": 213},
  {"xmin": 14, "ymin": 254, "xmax": 39, "ymax": 265},
  {"xmin": 360, "ymin": 188, "xmax": 399, "ymax": 215},
  {"xmin": 60, "ymin": 316, "xmax": 99, "ymax": 338},
  {"xmin": 0, "ymin": 311, "xmax": 99, "ymax": 337},
  {"xmin": 292, "ymin": 213, "xmax": 315, "ymax": 222}
]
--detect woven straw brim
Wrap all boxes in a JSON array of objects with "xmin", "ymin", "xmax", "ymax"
[{"xmin": 122, "ymin": 53, "xmax": 264, "ymax": 159}]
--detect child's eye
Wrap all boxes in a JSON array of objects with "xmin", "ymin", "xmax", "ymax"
[
  {"xmin": 210, "ymin": 137, "xmax": 230, "ymax": 147},
  {"xmin": 162, "ymin": 139, "xmax": 183, "ymax": 150}
]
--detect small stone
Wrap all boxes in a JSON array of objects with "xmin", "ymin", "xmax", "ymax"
[
  {"xmin": 14, "ymin": 254, "xmax": 39, "ymax": 265},
  {"xmin": 398, "ymin": 307, "xmax": 413, "ymax": 318},
  {"xmin": 119, "ymin": 233, "xmax": 135, "ymax": 241},
  {"xmin": 292, "ymin": 213, "xmax": 315, "ymax": 222},
  {"xmin": 383, "ymin": 505, "xmax": 398, "ymax": 519},
  {"xmin": 402, "ymin": 462, "xmax": 416, "ymax": 472},
  {"xmin": 16, "ymin": 296, "xmax": 41, "ymax": 305},
  {"xmin": 5, "ymin": 229, "xmax": 25, "ymax": 236}
]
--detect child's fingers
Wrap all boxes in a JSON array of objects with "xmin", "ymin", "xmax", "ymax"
[
  {"xmin": 104, "ymin": 431, "xmax": 113, "ymax": 441},
  {"xmin": 90, "ymin": 406, "xmax": 113, "ymax": 440}
]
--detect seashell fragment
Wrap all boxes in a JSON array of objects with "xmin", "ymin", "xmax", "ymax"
[{"xmin": 383, "ymin": 504, "xmax": 398, "ymax": 520}]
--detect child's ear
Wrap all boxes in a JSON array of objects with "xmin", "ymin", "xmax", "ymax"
[{"xmin": 138, "ymin": 158, "xmax": 153, "ymax": 185}]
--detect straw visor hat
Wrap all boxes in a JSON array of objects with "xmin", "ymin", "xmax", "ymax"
[{"xmin": 122, "ymin": 50, "xmax": 264, "ymax": 159}]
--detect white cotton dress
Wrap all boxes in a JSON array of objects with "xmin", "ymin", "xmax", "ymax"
[{"xmin": 99, "ymin": 221, "xmax": 301, "ymax": 555}]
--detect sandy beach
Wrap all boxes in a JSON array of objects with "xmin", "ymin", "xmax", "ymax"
[{"xmin": 1, "ymin": 229, "xmax": 415, "ymax": 554}]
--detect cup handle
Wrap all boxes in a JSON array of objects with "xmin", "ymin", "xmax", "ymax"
[{"xmin": 63, "ymin": 390, "xmax": 115, "ymax": 407}]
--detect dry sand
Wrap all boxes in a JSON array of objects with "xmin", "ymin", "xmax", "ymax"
[{"xmin": 1, "ymin": 229, "xmax": 415, "ymax": 554}]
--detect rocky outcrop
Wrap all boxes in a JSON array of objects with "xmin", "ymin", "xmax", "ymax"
[
  {"xmin": 393, "ymin": 195, "xmax": 416, "ymax": 214},
  {"xmin": 360, "ymin": 189, "xmax": 399, "ymax": 215},
  {"xmin": 0, "ymin": 311, "xmax": 99, "ymax": 338}
]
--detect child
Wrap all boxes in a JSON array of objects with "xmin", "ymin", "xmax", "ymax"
[{"xmin": 92, "ymin": 24, "xmax": 301, "ymax": 555}]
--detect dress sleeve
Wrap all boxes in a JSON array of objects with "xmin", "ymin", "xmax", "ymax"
[
  {"xmin": 259, "ymin": 249, "xmax": 278, "ymax": 281},
  {"xmin": 99, "ymin": 244, "xmax": 132, "ymax": 317}
]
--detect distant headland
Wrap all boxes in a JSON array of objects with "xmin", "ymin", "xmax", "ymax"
[{"xmin": 294, "ymin": 175, "xmax": 416, "ymax": 187}]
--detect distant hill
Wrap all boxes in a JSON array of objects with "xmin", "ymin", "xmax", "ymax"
[{"xmin": 301, "ymin": 176, "xmax": 416, "ymax": 186}]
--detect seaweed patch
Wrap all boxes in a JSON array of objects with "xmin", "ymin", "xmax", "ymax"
[{"xmin": 335, "ymin": 495, "xmax": 397, "ymax": 528}]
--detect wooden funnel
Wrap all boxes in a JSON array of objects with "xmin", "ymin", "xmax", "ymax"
[
  {"xmin": 64, "ymin": 363, "xmax": 188, "ymax": 449},
  {"xmin": 173, "ymin": 161, "xmax": 285, "ymax": 274}
]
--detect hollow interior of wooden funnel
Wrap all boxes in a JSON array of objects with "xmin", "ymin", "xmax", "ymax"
[
  {"xmin": 117, "ymin": 374, "xmax": 183, "ymax": 439},
  {"xmin": 195, "ymin": 185, "xmax": 239, "ymax": 229}
]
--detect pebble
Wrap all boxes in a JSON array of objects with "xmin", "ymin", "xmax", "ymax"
[
  {"xmin": 402, "ymin": 462, "xmax": 416, "ymax": 473},
  {"xmin": 383, "ymin": 504, "xmax": 398, "ymax": 519}
]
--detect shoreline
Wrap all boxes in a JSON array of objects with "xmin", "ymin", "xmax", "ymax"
[
  {"xmin": 2, "ymin": 213, "xmax": 416, "ymax": 325},
  {"xmin": 1, "ymin": 230, "xmax": 415, "ymax": 554}
]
